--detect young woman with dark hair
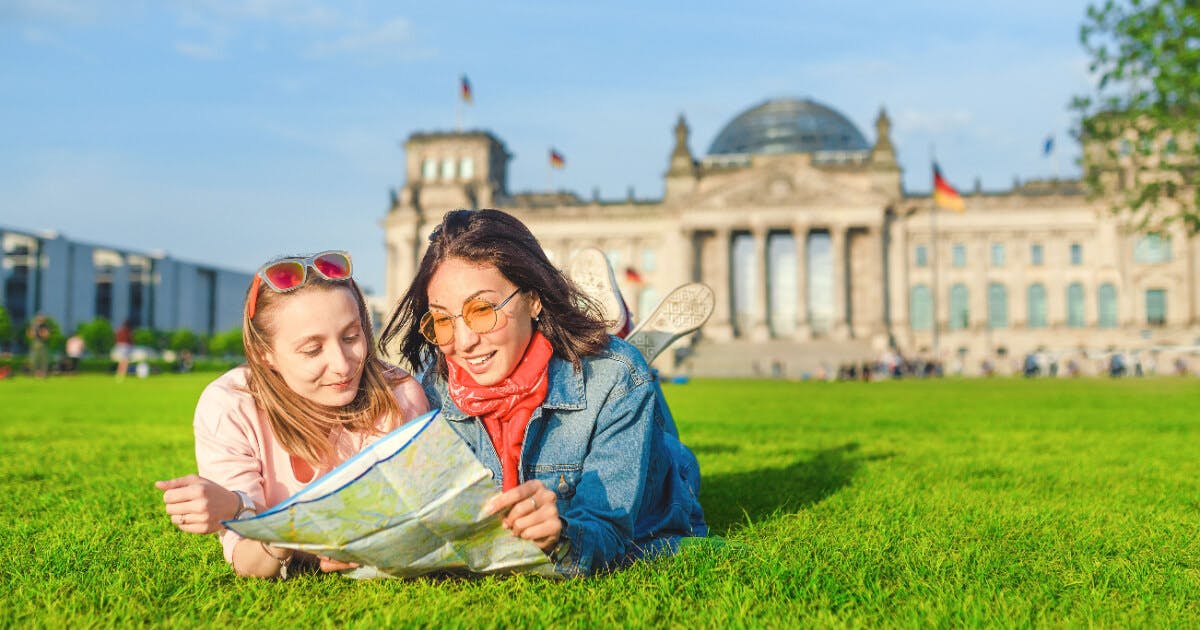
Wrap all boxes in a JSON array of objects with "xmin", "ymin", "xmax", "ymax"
[{"xmin": 381, "ymin": 209, "xmax": 707, "ymax": 577}]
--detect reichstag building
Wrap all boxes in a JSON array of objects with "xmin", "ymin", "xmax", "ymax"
[{"xmin": 383, "ymin": 97, "xmax": 1195, "ymax": 377}]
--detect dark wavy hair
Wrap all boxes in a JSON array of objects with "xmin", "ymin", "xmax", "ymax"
[{"xmin": 381, "ymin": 209, "xmax": 609, "ymax": 376}]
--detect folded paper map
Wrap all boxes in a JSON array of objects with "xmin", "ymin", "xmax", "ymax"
[{"xmin": 223, "ymin": 410, "xmax": 556, "ymax": 579}]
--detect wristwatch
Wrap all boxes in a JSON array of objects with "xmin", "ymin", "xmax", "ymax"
[{"xmin": 232, "ymin": 490, "xmax": 257, "ymax": 520}]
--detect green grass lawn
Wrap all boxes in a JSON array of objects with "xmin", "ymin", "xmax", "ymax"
[{"xmin": 2, "ymin": 374, "xmax": 1199, "ymax": 627}]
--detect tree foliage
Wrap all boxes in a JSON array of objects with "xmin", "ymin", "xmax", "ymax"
[
  {"xmin": 41, "ymin": 316, "xmax": 66, "ymax": 352},
  {"xmin": 0, "ymin": 305, "xmax": 12, "ymax": 346},
  {"xmin": 206, "ymin": 327, "xmax": 244, "ymax": 357},
  {"xmin": 1074, "ymin": 0, "xmax": 1200, "ymax": 231},
  {"xmin": 168, "ymin": 329, "xmax": 202, "ymax": 354},
  {"xmin": 79, "ymin": 318, "xmax": 116, "ymax": 356},
  {"xmin": 133, "ymin": 327, "xmax": 158, "ymax": 348}
]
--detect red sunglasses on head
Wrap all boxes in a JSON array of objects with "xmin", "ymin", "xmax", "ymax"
[{"xmin": 246, "ymin": 251, "xmax": 353, "ymax": 319}]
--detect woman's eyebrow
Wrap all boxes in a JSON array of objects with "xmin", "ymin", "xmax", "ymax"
[{"xmin": 429, "ymin": 289, "xmax": 495, "ymax": 310}]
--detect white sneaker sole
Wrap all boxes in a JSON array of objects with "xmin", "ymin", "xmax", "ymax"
[
  {"xmin": 567, "ymin": 247, "xmax": 626, "ymax": 335},
  {"xmin": 626, "ymin": 283, "xmax": 714, "ymax": 364}
]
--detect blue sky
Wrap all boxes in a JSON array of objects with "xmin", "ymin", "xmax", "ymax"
[{"xmin": 2, "ymin": 0, "xmax": 1094, "ymax": 295}]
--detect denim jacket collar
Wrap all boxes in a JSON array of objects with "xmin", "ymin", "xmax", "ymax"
[{"xmin": 431, "ymin": 354, "xmax": 587, "ymax": 422}]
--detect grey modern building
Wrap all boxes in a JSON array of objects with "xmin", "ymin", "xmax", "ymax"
[{"xmin": 1, "ymin": 225, "xmax": 253, "ymax": 340}]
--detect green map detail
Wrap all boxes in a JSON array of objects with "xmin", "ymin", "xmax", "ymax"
[{"xmin": 225, "ymin": 411, "xmax": 556, "ymax": 579}]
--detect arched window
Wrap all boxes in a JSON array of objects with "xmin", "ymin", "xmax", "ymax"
[
  {"xmin": 1098, "ymin": 283, "xmax": 1118, "ymax": 328},
  {"xmin": 987, "ymin": 282, "xmax": 1008, "ymax": 329},
  {"xmin": 1067, "ymin": 282, "xmax": 1085, "ymax": 328},
  {"xmin": 440, "ymin": 159, "xmax": 456, "ymax": 180},
  {"xmin": 459, "ymin": 157, "xmax": 475, "ymax": 180},
  {"xmin": 910, "ymin": 284, "xmax": 932, "ymax": 331},
  {"xmin": 1027, "ymin": 283, "xmax": 1047, "ymax": 328},
  {"xmin": 949, "ymin": 283, "xmax": 969, "ymax": 330},
  {"xmin": 421, "ymin": 159, "xmax": 436, "ymax": 180}
]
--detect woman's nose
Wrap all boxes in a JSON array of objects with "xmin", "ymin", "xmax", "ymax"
[
  {"xmin": 452, "ymin": 316, "xmax": 480, "ymax": 351},
  {"xmin": 329, "ymin": 343, "xmax": 353, "ymax": 375}
]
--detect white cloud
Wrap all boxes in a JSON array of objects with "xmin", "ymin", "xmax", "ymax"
[
  {"xmin": 1, "ymin": 0, "xmax": 100, "ymax": 24},
  {"xmin": 167, "ymin": 2, "xmax": 428, "ymax": 62},
  {"xmin": 21, "ymin": 26, "xmax": 62, "ymax": 45},
  {"xmin": 307, "ymin": 17, "xmax": 417, "ymax": 59},
  {"xmin": 174, "ymin": 40, "xmax": 225, "ymax": 60}
]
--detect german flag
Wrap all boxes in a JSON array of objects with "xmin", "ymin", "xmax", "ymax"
[
  {"xmin": 933, "ymin": 163, "xmax": 965, "ymax": 212},
  {"xmin": 460, "ymin": 75, "xmax": 472, "ymax": 104},
  {"xmin": 549, "ymin": 148, "xmax": 565, "ymax": 169}
]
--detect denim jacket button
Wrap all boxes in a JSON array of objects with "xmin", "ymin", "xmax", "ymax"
[{"xmin": 557, "ymin": 473, "xmax": 573, "ymax": 499}]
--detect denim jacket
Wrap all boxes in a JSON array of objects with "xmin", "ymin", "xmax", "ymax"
[{"xmin": 421, "ymin": 336, "xmax": 707, "ymax": 577}]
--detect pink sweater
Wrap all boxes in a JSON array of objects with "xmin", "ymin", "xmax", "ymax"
[{"xmin": 193, "ymin": 366, "xmax": 430, "ymax": 562}]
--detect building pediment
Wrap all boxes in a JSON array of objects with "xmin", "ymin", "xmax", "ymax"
[{"xmin": 685, "ymin": 160, "xmax": 885, "ymax": 208}]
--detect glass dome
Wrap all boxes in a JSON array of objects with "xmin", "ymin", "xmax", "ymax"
[{"xmin": 707, "ymin": 98, "xmax": 869, "ymax": 156}]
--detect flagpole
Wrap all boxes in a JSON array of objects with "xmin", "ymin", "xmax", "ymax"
[
  {"xmin": 930, "ymin": 147, "xmax": 941, "ymax": 361},
  {"xmin": 1052, "ymin": 133, "xmax": 1060, "ymax": 182}
]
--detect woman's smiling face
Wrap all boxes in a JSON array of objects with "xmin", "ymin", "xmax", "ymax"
[
  {"xmin": 262, "ymin": 285, "xmax": 367, "ymax": 407},
  {"xmin": 426, "ymin": 257, "xmax": 541, "ymax": 386}
]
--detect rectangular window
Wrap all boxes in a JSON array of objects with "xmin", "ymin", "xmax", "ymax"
[
  {"xmin": 952, "ymin": 244, "xmax": 966, "ymax": 268},
  {"xmin": 1030, "ymin": 243, "xmax": 1043, "ymax": 266},
  {"xmin": 641, "ymin": 248, "xmax": 657, "ymax": 273},
  {"xmin": 1146, "ymin": 289, "xmax": 1167, "ymax": 326},
  {"xmin": 991, "ymin": 243, "xmax": 1005, "ymax": 267},
  {"xmin": 987, "ymin": 283, "xmax": 1008, "ymax": 329},
  {"xmin": 1070, "ymin": 243, "xmax": 1083, "ymax": 265},
  {"xmin": 915, "ymin": 244, "xmax": 928, "ymax": 268},
  {"xmin": 605, "ymin": 249, "xmax": 622, "ymax": 271},
  {"xmin": 1134, "ymin": 234, "xmax": 1172, "ymax": 263}
]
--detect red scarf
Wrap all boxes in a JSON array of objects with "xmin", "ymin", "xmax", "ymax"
[{"xmin": 446, "ymin": 332, "xmax": 554, "ymax": 491}]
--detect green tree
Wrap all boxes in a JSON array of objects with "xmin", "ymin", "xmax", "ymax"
[
  {"xmin": 80, "ymin": 318, "xmax": 116, "ymax": 355},
  {"xmin": 1074, "ymin": 0, "xmax": 1200, "ymax": 231},
  {"xmin": 168, "ymin": 329, "xmax": 201, "ymax": 354},
  {"xmin": 133, "ymin": 327, "xmax": 157, "ymax": 347},
  {"xmin": 207, "ymin": 327, "xmax": 244, "ymax": 358},
  {"xmin": 0, "ymin": 305, "xmax": 12, "ymax": 347},
  {"xmin": 41, "ymin": 316, "xmax": 66, "ymax": 352}
]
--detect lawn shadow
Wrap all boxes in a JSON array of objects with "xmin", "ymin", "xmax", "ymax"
[{"xmin": 699, "ymin": 443, "xmax": 893, "ymax": 535}]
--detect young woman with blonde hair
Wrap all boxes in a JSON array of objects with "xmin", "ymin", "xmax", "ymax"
[{"xmin": 156, "ymin": 251, "xmax": 429, "ymax": 578}]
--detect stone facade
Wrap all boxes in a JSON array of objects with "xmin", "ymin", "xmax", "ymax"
[{"xmin": 383, "ymin": 98, "xmax": 1200, "ymax": 376}]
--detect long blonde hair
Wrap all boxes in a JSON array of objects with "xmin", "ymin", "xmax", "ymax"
[{"xmin": 241, "ymin": 273, "xmax": 405, "ymax": 466}]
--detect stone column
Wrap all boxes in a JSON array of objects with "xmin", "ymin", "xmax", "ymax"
[
  {"xmin": 830, "ymin": 225, "xmax": 849, "ymax": 340},
  {"xmin": 888, "ymin": 214, "xmax": 910, "ymax": 348},
  {"xmin": 708, "ymin": 228, "xmax": 734, "ymax": 341},
  {"xmin": 793, "ymin": 223, "xmax": 810, "ymax": 341},
  {"xmin": 751, "ymin": 226, "xmax": 770, "ymax": 341}
]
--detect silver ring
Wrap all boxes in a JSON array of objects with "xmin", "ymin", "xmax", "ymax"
[
  {"xmin": 529, "ymin": 497, "xmax": 537, "ymax": 510},
  {"xmin": 180, "ymin": 514, "xmax": 187, "ymax": 525}
]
